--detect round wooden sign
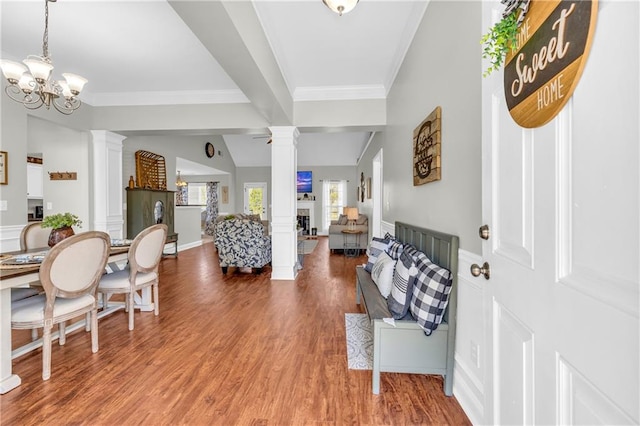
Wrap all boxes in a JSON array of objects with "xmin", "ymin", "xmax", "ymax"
[{"xmin": 504, "ymin": 0, "xmax": 598, "ymax": 128}]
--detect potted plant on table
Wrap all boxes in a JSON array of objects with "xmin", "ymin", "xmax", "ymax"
[{"xmin": 41, "ymin": 212, "xmax": 82, "ymax": 247}]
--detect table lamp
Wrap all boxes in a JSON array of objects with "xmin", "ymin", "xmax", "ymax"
[{"xmin": 346, "ymin": 207, "xmax": 359, "ymax": 231}]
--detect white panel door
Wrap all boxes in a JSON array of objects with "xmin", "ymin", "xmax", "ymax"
[{"xmin": 480, "ymin": 1, "xmax": 639, "ymax": 424}]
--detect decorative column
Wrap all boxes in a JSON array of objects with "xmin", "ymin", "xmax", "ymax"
[
  {"xmin": 270, "ymin": 126, "xmax": 299, "ymax": 280},
  {"xmin": 90, "ymin": 130, "xmax": 125, "ymax": 238}
]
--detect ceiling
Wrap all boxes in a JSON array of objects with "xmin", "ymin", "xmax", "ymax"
[{"xmin": 0, "ymin": 0, "xmax": 428, "ymax": 173}]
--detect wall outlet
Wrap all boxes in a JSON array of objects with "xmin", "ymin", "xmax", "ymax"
[
  {"xmin": 46, "ymin": 202, "xmax": 53, "ymax": 210},
  {"xmin": 0, "ymin": 200, "xmax": 7, "ymax": 211},
  {"xmin": 470, "ymin": 341, "xmax": 480, "ymax": 368}
]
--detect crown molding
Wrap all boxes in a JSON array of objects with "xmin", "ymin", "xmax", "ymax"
[
  {"xmin": 81, "ymin": 89, "xmax": 250, "ymax": 107},
  {"xmin": 293, "ymin": 85, "xmax": 386, "ymax": 102}
]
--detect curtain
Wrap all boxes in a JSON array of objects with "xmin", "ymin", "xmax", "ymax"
[
  {"xmin": 176, "ymin": 185, "xmax": 188, "ymax": 206},
  {"xmin": 205, "ymin": 182, "xmax": 218, "ymax": 236}
]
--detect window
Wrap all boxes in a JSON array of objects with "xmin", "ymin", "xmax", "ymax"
[
  {"xmin": 322, "ymin": 180, "xmax": 347, "ymax": 232},
  {"xmin": 186, "ymin": 182, "xmax": 207, "ymax": 205}
]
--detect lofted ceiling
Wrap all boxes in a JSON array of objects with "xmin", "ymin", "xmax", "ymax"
[{"xmin": 0, "ymin": 0, "xmax": 428, "ymax": 172}]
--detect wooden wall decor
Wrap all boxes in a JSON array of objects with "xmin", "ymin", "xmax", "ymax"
[
  {"xmin": 413, "ymin": 106, "xmax": 442, "ymax": 186},
  {"xmin": 0, "ymin": 151, "xmax": 7, "ymax": 185},
  {"xmin": 48, "ymin": 171, "xmax": 77, "ymax": 180},
  {"xmin": 135, "ymin": 150, "xmax": 167, "ymax": 190},
  {"xmin": 221, "ymin": 186, "xmax": 229, "ymax": 204},
  {"xmin": 504, "ymin": 0, "xmax": 598, "ymax": 128}
]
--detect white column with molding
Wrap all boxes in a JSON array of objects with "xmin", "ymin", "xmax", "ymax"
[
  {"xmin": 270, "ymin": 126, "xmax": 299, "ymax": 280},
  {"xmin": 90, "ymin": 130, "xmax": 125, "ymax": 238}
]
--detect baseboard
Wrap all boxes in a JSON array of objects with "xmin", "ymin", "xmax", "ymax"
[{"xmin": 453, "ymin": 355, "xmax": 485, "ymax": 425}]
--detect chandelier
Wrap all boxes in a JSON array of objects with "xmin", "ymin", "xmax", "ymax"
[
  {"xmin": 323, "ymin": 0, "xmax": 359, "ymax": 16},
  {"xmin": 0, "ymin": 0, "xmax": 87, "ymax": 115},
  {"xmin": 176, "ymin": 171, "xmax": 188, "ymax": 187}
]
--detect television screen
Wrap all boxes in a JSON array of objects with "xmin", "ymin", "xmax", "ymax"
[{"xmin": 297, "ymin": 171, "xmax": 312, "ymax": 193}]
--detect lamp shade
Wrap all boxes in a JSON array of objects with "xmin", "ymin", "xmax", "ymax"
[
  {"xmin": 346, "ymin": 207, "xmax": 359, "ymax": 221},
  {"xmin": 0, "ymin": 60, "xmax": 27, "ymax": 83},
  {"xmin": 323, "ymin": 0, "xmax": 359, "ymax": 16}
]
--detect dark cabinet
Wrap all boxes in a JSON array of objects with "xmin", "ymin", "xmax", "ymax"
[{"xmin": 126, "ymin": 189, "xmax": 178, "ymax": 254}]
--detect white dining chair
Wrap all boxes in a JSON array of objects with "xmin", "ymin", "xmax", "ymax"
[
  {"xmin": 11, "ymin": 222, "xmax": 51, "ymax": 339},
  {"xmin": 11, "ymin": 231, "xmax": 110, "ymax": 380},
  {"xmin": 20, "ymin": 221, "xmax": 50, "ymax": 250},
  {"xmin": 98, "ymin": 224, "xmax": 167, "ymax": 330}
]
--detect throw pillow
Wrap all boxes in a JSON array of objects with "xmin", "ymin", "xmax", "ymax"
[
  {"xmin": 386, "ymin": 240, "xmax": 404, "ymax": 260},
  {"xmin": 356, "ymin": 214, "xmax": 367, "ymax": 225},
  {"xmin": 370, "ymin": 252, "xmax": 396, "ymax": 298},
  {"xmin": 365, "ymin": 237, "xmax": 390, "ymax": 272},
  {"xmin": 387, "ymin": 246, "xmax": 418, "ymax": 319},
  {"xmin": 337, "ymin": 214, "xmax": 348, "ymax": 225},
  {"xmin": 410, "ymin": 251, "xmax": 453, "ymax": 336}
]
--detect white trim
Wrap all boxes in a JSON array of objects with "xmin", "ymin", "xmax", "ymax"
[
  {"xmin": 293, "ymin": 85, "xmax": 386, "ymax": 102},
  {"xmin": 383, "ymin": 1, "xmax": 430, "ymax": 95},
  {"xmin": 380, "ymin": 220, "xmax": 394, "ymax": 237},
  {"xmin": 454, "ymin": 356, "xmax": 485, "ymax": 426},
  {"xmin": 82, "ymin": 89, "xmax": 250, "ymax": 107},
  {"xmin": 0, "ymin": 225, "xmax": 26, "ymax": 253}
]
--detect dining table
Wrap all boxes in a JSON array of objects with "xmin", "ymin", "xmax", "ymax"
[{"xmin": 0, "ymin": 242, "xmax": 152, "ymax": 394}]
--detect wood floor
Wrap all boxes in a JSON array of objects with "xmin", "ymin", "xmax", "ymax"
[{"xmin": 2, "ymin": 237, "xmax": 470, "ymax": 425}]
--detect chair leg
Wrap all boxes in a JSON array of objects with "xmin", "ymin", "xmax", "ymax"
[
  {"xmin": 31, "ymin": 328, "xmax": 38, "ymax": 341},
  {"xmin": 85, "ymin": 312, "xmax": 91, "ymax": 332},
  {"xmin": 221, "ymin": 266, "xmax": 228, "ymax": 274},
  {"xmin": 128, "ymin": 291, "xmax": 135, "ymax": 331},
  {"xmin": 91, "ymin": 309, "xmax": 99, "ymax": 353},
  {"xmin": 59, "ymin": 322, "xmax": 66, "ymax": 346},
  {"xmin": 103, "ymin": 292, "xmax": 109, "ymax": 309},
  {"xmin": 153, "ymin": 283, "xmax": 159, "ymax": 316},
  {"xmin": 42, "ymin": 324, "xmax": 52, "ymax": 380}
]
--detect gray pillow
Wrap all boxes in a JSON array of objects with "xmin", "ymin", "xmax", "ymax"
[
  {"xmin": 365, "ymin": 237, "xmax": 390, "ymax": 272},
  {"xmin": 337, "ymin": 214, "xmax": 348, "ymax": 225}
]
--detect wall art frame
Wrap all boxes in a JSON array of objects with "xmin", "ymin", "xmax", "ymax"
[
  {"xmin": 0, "ymin": 151, "xmax": 7, "ymax": 185},
  {"xmin": 413, "ymin": 106, "xmax": 442, "ymax": 186}
]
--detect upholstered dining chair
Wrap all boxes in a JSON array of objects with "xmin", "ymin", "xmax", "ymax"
[
  {"xmin": 11, "ymin": 222, "xmax": 51, "ymax": 323},
  {"xmin": 98, "ymin": 224, "xmax": 167, "ymax": 331},
  {"xmin": 20, "ymin": 221, "xmax": 50, "ymax": 250},
  {"xmin": 10, "ymin": 231, "xmax": 111, "ymax": 380}
]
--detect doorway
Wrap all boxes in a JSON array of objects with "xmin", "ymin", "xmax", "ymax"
[{"xmin": 244, "ymin": 182, "xmax": 267, "ymax": 219}]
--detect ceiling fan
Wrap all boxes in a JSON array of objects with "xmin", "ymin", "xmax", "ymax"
[{"xmin": 252, "ymin": 134, "xmax": 272, "ymax": 144}]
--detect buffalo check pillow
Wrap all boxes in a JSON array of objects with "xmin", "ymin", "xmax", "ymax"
[
  {"xmin": 387, "ymin": 245, "xmax": 418, "ymax": 319},
  {"xmin": 365, "ymin": 237, "xmax": 390, "ymax": 272},
  {"xmin": 409, "ymin": 251, "xmax": 453, "ymax": 335}
]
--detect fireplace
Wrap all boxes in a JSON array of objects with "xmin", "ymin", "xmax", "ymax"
[{"xmin": 296, "ymin": 201, "xmax": 315, "ymax": 236}]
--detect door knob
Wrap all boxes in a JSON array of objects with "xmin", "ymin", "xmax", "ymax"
[
  {"xmin": 479, "ymin": 224, "xmax": 490, "ymax": 240},
  {"xmin": 470, "ymin": 262, "xmax": 491, "ymax": 279}
]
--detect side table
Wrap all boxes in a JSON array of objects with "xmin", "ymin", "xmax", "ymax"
[{"xmin": 341, "ymin": 229, "xmax": 363, "ymax": 257}]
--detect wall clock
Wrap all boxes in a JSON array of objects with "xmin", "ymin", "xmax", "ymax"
[{"xmin": 205, "ymin": 142, "xmax": 215, "ymax": 158}]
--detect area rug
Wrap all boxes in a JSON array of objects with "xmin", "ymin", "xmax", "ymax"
[
  {"xmin": 301, "ymin": 239, "xmax": 318, "ymax": 254},
  {"xmin": 345, "ymin": 313, "xmax": 373, "ymax": 370}
]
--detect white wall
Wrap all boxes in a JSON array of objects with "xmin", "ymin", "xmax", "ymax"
[
  {"xmin": 359, "ymin": 0, "xmax": 482, "ymax": 255},
  {"xmin": 358, "ymin": 2, "xmax": 484, "ymax": 423}
]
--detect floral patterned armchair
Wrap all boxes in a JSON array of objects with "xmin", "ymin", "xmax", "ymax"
[{"xmin": 214, "ymin": 219, "xmax": 272, "ymax": 274}]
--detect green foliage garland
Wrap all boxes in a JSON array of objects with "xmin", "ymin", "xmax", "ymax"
[{"xmin": 481, "ymin": 10, "xmax": 520, "ymax": 77}]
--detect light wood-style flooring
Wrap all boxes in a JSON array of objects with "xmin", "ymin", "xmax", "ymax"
[{"xmin": 2, "ymin": 237, "xmax": 470, "ymax": 425}]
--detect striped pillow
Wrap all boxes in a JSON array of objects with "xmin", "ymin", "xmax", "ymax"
[{"xmin": 365, "ymin": 237, "xmax": 390, "ymax": 272}]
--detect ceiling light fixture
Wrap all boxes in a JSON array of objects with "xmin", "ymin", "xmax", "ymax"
[
  {"xmin": 0, "ymin": 0, "xmax": 87, "ymax": 115},
  {"xmin": 176, "ymin": 171, "xmax": 188, "ymax": 187},
  {"xmin": 323, "ymin": 0, "xmax": 359, "ymax": 16}
]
